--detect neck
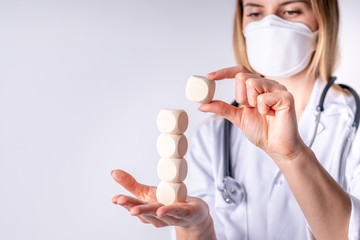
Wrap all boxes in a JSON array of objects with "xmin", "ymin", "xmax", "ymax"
[{"xmin": 267, "ymin": 69, "xmax": 316, "ymax": 121}]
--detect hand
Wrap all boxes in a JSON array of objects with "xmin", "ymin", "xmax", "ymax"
[
  {"xmin": 200, "ymin": 65, "xmax": 304, "ymax": 160},
  {"xmin": 111, "ymin": 169, "xmax": 210, "ymax": 229}
]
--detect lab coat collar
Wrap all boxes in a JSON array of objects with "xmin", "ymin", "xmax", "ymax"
[
  {"xmin": 298, "ymin": 77, "xmax": 351, "ymax": 146},
  {"xmin": 270, "ymin": 78, "xmax": 322, "ymax": 183},
  {"xmin": 298, "ymin": 77, "xmax": 324, "ymax": 146}
]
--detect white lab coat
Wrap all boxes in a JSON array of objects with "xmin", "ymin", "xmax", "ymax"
[{"xmin": 183, "ymin": 78, "xmax": 360, "ymax": 240}]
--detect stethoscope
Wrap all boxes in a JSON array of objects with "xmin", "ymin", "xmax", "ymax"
[{"xmin": 220, "ymin": 77, "xmax": 360, "ymax": 204}]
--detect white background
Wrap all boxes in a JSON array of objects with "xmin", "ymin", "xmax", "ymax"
[{"xmin": 0, "ymin": 1, "xmax": 359, "ymax": 239}]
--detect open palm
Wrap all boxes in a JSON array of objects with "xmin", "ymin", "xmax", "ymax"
[{"xmin": 111, "ymin": 170, "xmax": 210, "ymax": 228}]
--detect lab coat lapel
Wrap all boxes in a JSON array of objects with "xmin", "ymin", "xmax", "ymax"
[
  {"xmin": 271, "ymin": 78, "xmax": 325, "ymax": 180},
  {"xmin": 298, "ymin": 78, "xmax": 326, "ymax": 146}
]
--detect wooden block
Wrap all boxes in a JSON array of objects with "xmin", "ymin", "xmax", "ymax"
[
  {"xmin": 157, "ymin": 157, "xmax": 188, "ymax": 183},
  {"xmin": 156, "ymin": 181, "xmax": 187, "ymax": 205},
  {"xmin": 157, "ymin": 109, "xmax": 188, "ymax": 134},
  {"xmin": 186, "ymin": 75, "xmax": 215, "ymax": 103},
  {"xmin": 156, "ymin": 134, "xmax": 188, "ymax": 158}
]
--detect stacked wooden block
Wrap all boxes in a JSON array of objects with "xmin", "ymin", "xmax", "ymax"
[
  {"xmin": 186, "ymin": 75, "xmax": 215, "ymax": 103},
  {"xmin": 156, "ymin": 109, "xmax": 189, "ymax": 205},
  {"xmin": 154, "ymin": 76, "xmax": 214, "ymax": 205}
]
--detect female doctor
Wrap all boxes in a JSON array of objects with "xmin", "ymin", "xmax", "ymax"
[{"xmin": 111, "ymin": 0, "xmax": 360, "ymax": 239}]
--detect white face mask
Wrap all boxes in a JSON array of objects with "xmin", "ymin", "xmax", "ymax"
[{"xmin": 243, "ymin": 15, "xmax": 318, "ymax": 78}]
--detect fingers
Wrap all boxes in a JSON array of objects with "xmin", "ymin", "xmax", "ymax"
[
  {"xmin": 205, "ymin": 66, "xmax": 289, "ymax": 116},
  {"xmin": 112, "ymin": 195, "xmax": 169, "ymax": 227},
  {"xmin": 112, "ymin": 192, "xmax": 191, "ymax": 228},
  {"xmin": 140, "ymin": 215, "xmax": 182, "ymax": 228},
  {"xmin": 132, "ymin": 204, "xmax": 186, "ymax": 228},
  {"xmin": 111, "ymin": 170, "xmax": 151, "ymax": 199},
  {"xmin": 235, "ymin": 74, "xmax": 287, "ymax": 107},
  {"xmin": 130, "ymin": 202, "xmax": 163, "ymax": 216},
  {"xmin": 113, "ymin": 195, "xmax": 163, "ymax": 219},
  {"xmin": 112, "ymin": 194, "xmax": 122, "ymax": 204},
  {"xmin": 257, "ymin": 91, "xmax": 294, "ymax": 115},
  {"xmin": 199, "ymin": 100, "xmax": 242, "ymax": 124},
  {"xmin": 131, "ymin": 203, "xmax": 182, "ymax": 228},
  {"xmin": 115, "ymin": 195, "xmax": 146, "ymax": 207},
  {"xmin": 139, "ymin": 215, "xmax": 168, "ymax": 228},
  {"xmin": 199, "ymin": 80, "xmax": 292, "ymax": 124},
  {"xmin": 156, "ymin": 203, "xmax": 192, "ymax": 218},
  {"xmin": 234, "ymin": 73, "xmax": 251, "ymax": 106},
  {"xmin": 207, "ymin": 65, "xmax": 251, "ymax": 80},
  {"xmin": 137, "ymin": 216, "xmax": 151, "ymax": 224},
  {"xmin": 113, "ymin": 195, "xmax": 207, "ymax": 228},
  {"xmin": 157, "ymin": 215, "xmax": 183, "ymax": 226}
]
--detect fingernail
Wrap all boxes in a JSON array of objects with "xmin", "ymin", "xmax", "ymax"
[
  {"xmin": 156, "ymin": 208, "xmax": 165, "ymax": 217},
  {"xmin": 198, "ymin": 104, "xmax": 207, "ymax": 112},
  {"xmin": 130, "ymin": 208, "xmax": 139, "ymax": 216},
  {"xmin": 207, "ymin": 72, "xmax": 216, "ymax": 78}
]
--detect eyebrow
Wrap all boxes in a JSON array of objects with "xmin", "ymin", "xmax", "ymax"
[
  {"xmin": 243, "ymin": 3, "xmax": 264, "ymax": 8},
  {"xmin": 243, "ymin": 0, "xmax": 309, "ymax": 8},
  {"xmin": 278, "ymin": 0, "xmax": 309, "ymax": 7}
]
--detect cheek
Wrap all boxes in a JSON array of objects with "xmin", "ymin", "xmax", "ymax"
[
  {"xmin": 242, "ymin": 19, "xmax": 250, "ymax": 31},
  {"xmin": 310, "ymin": 18, "xmax": 318, "ymax": 32},
  {"xmin": 302, "ymin": 17, "xmax": 318, "ymax": 32},
  {"xmin": 304, "ymin": 10, "xmax": 318, "ymax": 32}
]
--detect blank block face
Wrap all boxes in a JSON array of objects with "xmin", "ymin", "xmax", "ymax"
[
  {"xmin": 157, "ymin": 109, "xmax": 188, "ymax": 134},
  {"xmin": 156, "ymin": 134, "xmax": 188, "ymax": 158},
  {"xmin": 156, "ymin": 182, "xmax": 187, "ymax": 205},
  {"xmin": 157, "ymin": 158, "xmax": 188, "ymax": 183},
  {"xmin": 186, "ymin": 75, "xmax": 215, "ymax": 103}
]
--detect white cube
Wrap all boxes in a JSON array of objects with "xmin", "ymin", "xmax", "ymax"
[
  {"xmin": 157, "ymin": 109, "xmax": 188, "ymax": 134},
  {"xmin": 156, "ymin": 181, "xmax": 187, "ymax": 205},
  {"xmin": 156, "ymin": 134, "xmax": 188, "ymax": 158},
  {"xmin": 186, "ymin": 75, "xmax": 215, "ymax": 103},
  {"xmin": 157, "ymin": 157, "xmax": 188, "ymax": 183}
]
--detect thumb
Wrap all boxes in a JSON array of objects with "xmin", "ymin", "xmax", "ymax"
[
  {"xmin": 111, "ymin": 169, "xmax": 151, "ymax": 199},
  {"xmin": 198, "ymin": 100, "xmax": 242, "ymax": 124}
]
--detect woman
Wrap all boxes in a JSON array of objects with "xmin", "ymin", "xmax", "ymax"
[{"xmin": 111, "ymin": 0, "xmax": 360, "ymax": 239}]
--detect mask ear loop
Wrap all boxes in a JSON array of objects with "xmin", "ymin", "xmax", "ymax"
[{"xmin": 308, "ymin": 77, "xmax": 337, "ymax": 148}]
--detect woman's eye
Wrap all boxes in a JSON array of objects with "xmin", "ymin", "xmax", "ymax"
[
  {"xmin": 283, "ymin": 10, "xmax": 301, "ymax": 17},
  {"xmin": 246, "ymin": 12, "xmax": 263, "ymax": 19}
]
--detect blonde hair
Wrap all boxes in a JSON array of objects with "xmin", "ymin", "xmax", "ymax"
[{"xmin": 233, "ymin": 0, "xmax": 340, "ymax": 82}]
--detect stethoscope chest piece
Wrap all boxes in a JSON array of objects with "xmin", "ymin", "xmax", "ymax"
[{"xmin": 222, "ymin": 176, "xmax": 246, "ymax": 204}]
